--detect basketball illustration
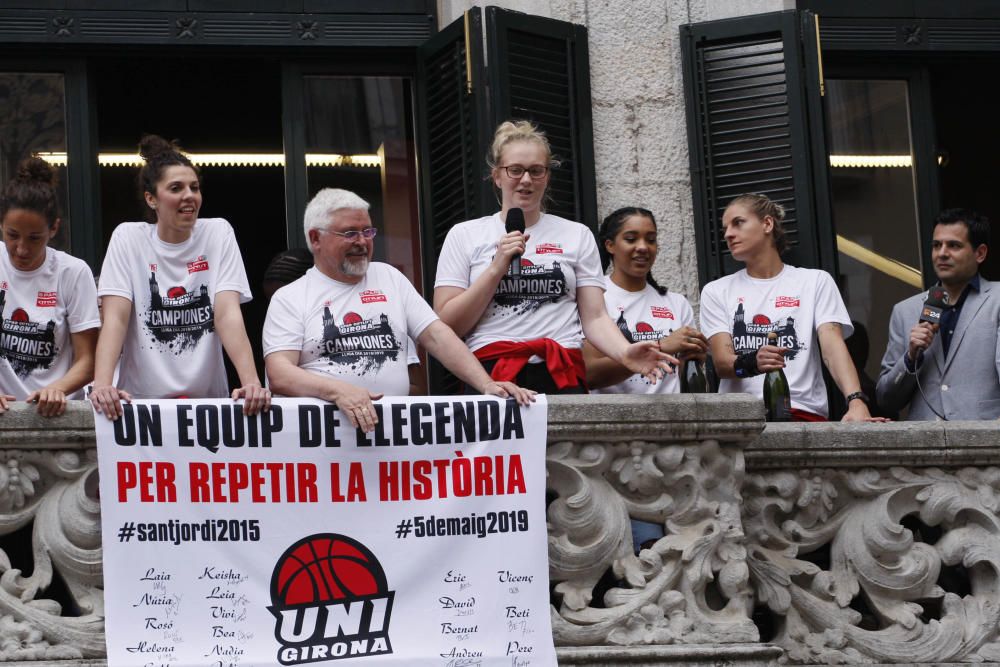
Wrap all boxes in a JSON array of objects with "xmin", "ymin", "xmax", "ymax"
[
  {"xmin": 635, "ymin": 322, "xmax": 654, "ymax": 333},
  {"xmin": 343, "ymin": 312, "xmax": 362, "ymax": 325},
  {"xmin": 271, "ymin": 534, "xmax": 388, "ymax": 606},
  {"xmin": 752, "ymin": 314, "xmax": 771, "ymax": 325},
  {"xmin": 167, "ymin": 286, "xmax": 186, "ymax": 298}
]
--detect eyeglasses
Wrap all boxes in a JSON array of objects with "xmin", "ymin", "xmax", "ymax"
[
  {"xmin": 322, "ymin": 227, "xmax": 378, "ymax": 241},
  {"xmin": 501, "ymin": 164, "xmax": 549, "ymax": 180}
]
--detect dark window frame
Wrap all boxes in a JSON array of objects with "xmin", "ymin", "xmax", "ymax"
[{"xmin": 680, "ymin": 10, "xmax": 835, "ymax": 286}]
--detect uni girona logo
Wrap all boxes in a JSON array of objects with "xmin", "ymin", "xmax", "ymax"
[{"xmin": 269, "ymin": 533, "xmax": 394, "ymax": 664}]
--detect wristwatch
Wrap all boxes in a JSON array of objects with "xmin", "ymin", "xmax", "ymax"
[{"xmin": 845, "ymin": 391, "xmax": 869, "ymax": 405}]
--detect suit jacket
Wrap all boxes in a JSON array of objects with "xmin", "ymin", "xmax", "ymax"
[{"xmin": 877, "ymin": 277, "xmax": 1000, "ymax": 420}]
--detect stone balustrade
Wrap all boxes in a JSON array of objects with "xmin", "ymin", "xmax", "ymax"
[{"xmin": 0, "ymin": 397, "xmax": 998, "ymax": 666}]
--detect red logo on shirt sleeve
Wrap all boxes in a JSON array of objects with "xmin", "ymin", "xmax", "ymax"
[
  {"xmin": 36, "ymin": 291, "xmax": 57, "ymax": 307},
  {"xmin": 187, "ymin": 256, "xmax": 209, "ymax": 273},
  {"xmin": 650, "ymin": 306, "xmax": 675, "ymax": 320},
  {"xmin": 775, "ymin": 296, "xmax": 800, "ymax": 308}
]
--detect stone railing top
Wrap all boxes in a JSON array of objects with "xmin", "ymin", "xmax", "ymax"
[
  {"xmin": 749, "ymin": 419, "xmax": 1000, "ymax": 469},
  {"xmin": 0, "ymin": 401, "xmax": 95, "ymax": 449},
  {"xmin": 0, "ymin": 396, "xmax": 769, "ymax": 449},
  {"xmin": 546, "ymin": 393, "xmax": 764, "ymax": 442},
  {"xmin": 7, "ymin": 400, "xmax": 997, "ymax": 469}
]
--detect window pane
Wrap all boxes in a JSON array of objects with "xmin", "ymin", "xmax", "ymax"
[
  {"xmin": 0, "ymin": 73, "xmax": 69, "ymax": 250},
  {"xmin": 302, "ymin": 76, "xmax": 422, "ymax": 292},
  {"xmin": 827, "ymin": 79, "xmax": 923, "ymax": 383}
]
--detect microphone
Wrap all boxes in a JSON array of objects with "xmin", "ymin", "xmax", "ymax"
[
  {"xmin": 505, "ymin": 208, "xmax": 526, "ymax": 276},
  {"xmin": 919, "ymin": 286, "xmax": 949, "ymax": 326},
  {"xmin": 914, "ymin": 286, "xmax": 950, "ymax": 355}
]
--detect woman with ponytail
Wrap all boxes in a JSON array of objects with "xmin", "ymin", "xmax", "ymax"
[
  {"xmin": 585, "ymin": 207, "xmax": 708, "ymax": 393},
  {"xmin": 0, "ymin": 157, "xmax": 100, "ymax": 415},
  {"xmin": 700, "ymin": 193, "xmax": 881, "ymax": 421},
  {"xmin": 90, "ymin": 135, "xmax": 269, "ymax": 419}
]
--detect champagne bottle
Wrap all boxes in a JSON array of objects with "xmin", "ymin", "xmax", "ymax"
[
  {"xmin": 680, "ymin": 356, "xmax": 709, "ymax": 393},
  {"xmin": 762, "ymin": 332, "xmax": 791, "ymax": 421}
]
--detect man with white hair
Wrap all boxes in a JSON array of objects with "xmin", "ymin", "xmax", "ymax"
[{"xmin": 263, "ymin": 188, "xmax": 533, "ymax": 432}]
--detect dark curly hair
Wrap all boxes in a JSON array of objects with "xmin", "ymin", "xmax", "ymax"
[
  {"xmin": 0, "ymin": 156, "xmax": 59, "ymax": 228},
  {"xmin": 137, "ymin": 134, "xmax": 198, "ymax": 223},
  {"xmin": 597, "ymin": 206, "xmax": 667, "ymax": 295}
]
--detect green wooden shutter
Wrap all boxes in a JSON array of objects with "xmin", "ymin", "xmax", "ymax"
[
  {"xmin": 681, "ymin": 10, "xmax": 834, "ymax": 284},
  {"xmin": 485, "ymin": 7, "xmax": 597, "ymax": 230},
  {"xmin": 416, "ymin": 9, "xmax": 490, "ymax": 395},
  {"xmin": 416, "ymin": 7, "xmax": 491, "ymax": 293}
]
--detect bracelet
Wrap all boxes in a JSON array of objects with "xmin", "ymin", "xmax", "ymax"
[
  {"xmin": 845, "ymin": 391, "xmax": 869, "ymax": 405},
  {"xmin": 733, "ymin": 351, "xmax": 760, "ymax": 378}
]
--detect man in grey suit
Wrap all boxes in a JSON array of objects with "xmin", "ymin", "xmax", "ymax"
[{"xmin": 878, "ymin": 209, "xmax": 1000, "ymax": 420}]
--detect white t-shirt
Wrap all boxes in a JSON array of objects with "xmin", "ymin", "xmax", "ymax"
[
  {"xmin": 434, "ymin": 213, "xmax": 605, "ymax": 351},
  {"xmin": 591, "ymin": 276, "xmax": 695, "ymax": 395},
  {"xmin": 263, "ymin": 264, "xmax": 438, "ymax": 397},
  {"xmin": 98, "ymin": 219, "xmax": 251, "ymax": 399},
  {"xmin": 700, "ymin": 265, "xmax": 852, "ymax": 417},
  {"xmin": 0, "ymin": 247, "xmax": 100, "ymax": 399}
]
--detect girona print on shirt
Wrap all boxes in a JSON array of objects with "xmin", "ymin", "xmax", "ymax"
[
  {"xmin": 492, "ymin": 258, "xmax": 568, "ymax": 314},
  {"xmin": 0, "ymin": 289, "xmax": 57, "ymax": 378},
  {"xmin": 318, "ymin": 307, "xmax": 401, "ymax": 375},
  {"xmin": 730, "ymin": 301, "xmax": 804, "ymax": 359},
  {"xmin": 614, "ymin": 310, "xmax": 670, "ymax": 346},
  {"xmin": 143, "ymin": 270, "xmax": 214, "ymax": 353}
]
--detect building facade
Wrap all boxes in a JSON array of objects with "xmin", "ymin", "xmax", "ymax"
[{"xmin": 0, "ymin": 0, "xmax": 995, "ymax": 391}]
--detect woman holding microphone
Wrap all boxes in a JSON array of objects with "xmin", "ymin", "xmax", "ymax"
[{"xmin": 434, "ymin": 121, "xmax": 674, "ymax": 393}]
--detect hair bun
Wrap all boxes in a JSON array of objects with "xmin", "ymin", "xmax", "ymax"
[
  {"xmin": 15, "ymin": 156, "xmax": 55, "ymax": 186},
  {"xmin": 138, "ymin": 134, "xmax": 181, "ymax": 161}
]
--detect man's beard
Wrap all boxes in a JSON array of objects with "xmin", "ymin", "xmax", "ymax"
[{"xmin": 341, "ymin": 255, "xmax": 369, "ymax": 277}]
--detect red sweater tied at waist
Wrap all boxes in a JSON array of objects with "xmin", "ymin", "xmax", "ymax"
[{"xmin": 473, "ymin": 339, "xmax": 585, "ymax": 390}]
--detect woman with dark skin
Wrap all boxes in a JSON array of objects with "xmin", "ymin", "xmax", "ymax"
[{"xmin": 585, "ymin": 207, "xmax": 707, "ymax": 392}]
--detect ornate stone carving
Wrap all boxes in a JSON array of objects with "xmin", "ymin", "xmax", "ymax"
[
  {"xmin": 0, "ymin": 449, "xmax": 103, "ymax": 660},
  {"xmin": 547, "ymin": 438, "xmax": 757, "ymax": 647},
  {"xmin": 744, "ymin": 466, "xmax": 1000, "ymax": 664}
]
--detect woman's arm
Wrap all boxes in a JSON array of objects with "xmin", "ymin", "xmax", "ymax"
[
  {"xmin": 214, "ymin": 290, "xmax": 270, "ymax": 415},
  {"xmin": 709, "ymin": 332, "xmax": 787, "ymax": 380},
  {"xmin": 26, "ymin": 328, "xmax": 98, "ymax": 416},
  {"xmin": 90, "ymin": 295, "xmax": 133, "ymax": 419},
  {"xmin": 577, "ymin": 286, "xmax": 676, "ymax": 381},
  {"xmin": 817, "ymin": 322, "xmax": 877, "ymax": 422},
  {"xmin": 582, "ymin": 340, "xmax": 634, "ymax": 389},
  {"xmin": 433, "ymin": 230, "xmax": 527, "ymax": 338}
]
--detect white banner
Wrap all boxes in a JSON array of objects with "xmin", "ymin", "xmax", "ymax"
[{"xmin": 96, "ymin": 396, "xmax": 554, "ymax": 667}]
